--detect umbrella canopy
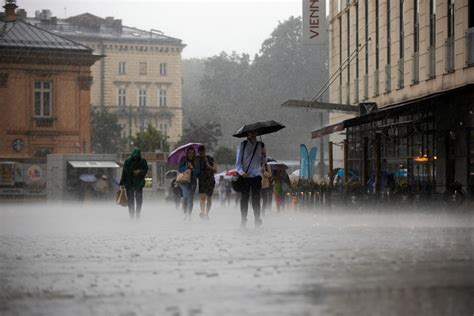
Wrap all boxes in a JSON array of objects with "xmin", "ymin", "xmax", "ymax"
[
  {"xmin": 225, "ymin": 169, "xmax": 239, "ymax": 176},
  {"xmin": 268, "ymin": 161, "xmax": 288, "ymax": 170},
  {"xmin": 165, "ymin": 170, "xmax": 178, "ymax": 179},
  {"xmin": 79, "ymin": 174, "xmax": 97, "ymax": 182},
  {"xmin": 266, "ymin": 157, "xmax": 277, "ymax": 163},
  {"xmin": 292, "ymin": 169, "xmax": 300, "ymax": 176},
  {"xmin": 232, "ymin": 120, "xmax": 285, "ymax": 138},
  {"xmin": 167, "ymin": 143, "xmax": 203, "ymax": 165}
]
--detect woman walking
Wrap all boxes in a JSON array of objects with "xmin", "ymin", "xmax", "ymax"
[{"xmin": 178, "ymin": 147, "xmax": 200, "ymax": 219}]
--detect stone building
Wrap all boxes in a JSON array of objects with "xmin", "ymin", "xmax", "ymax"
[
  {"xmin": 312, "ymin": 0, "xmax": 474, "ymax": 195},
  {"xmin": 24, "ymin": 10, "xmax": 186, "ymax": 146},
  {"xmin": 0, "ymin": 1, "xmax": 101, "ymax": 160}
]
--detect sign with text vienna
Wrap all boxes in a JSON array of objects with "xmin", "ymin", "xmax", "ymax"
[{"xmin": 302, "ymin": 0, "xmax": 327, "ymax": 45}]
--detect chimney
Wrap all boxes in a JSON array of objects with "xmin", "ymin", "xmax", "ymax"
[{"xmin": 3, "ymin": 0, "xmax": 18, "ymax": 22}]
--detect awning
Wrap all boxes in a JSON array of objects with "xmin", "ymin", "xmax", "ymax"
[
  {"xmin": 311, "ymin": 121, "xmax": 345, "ymax": 139},
  {"xmin": 68, "ymin": 161, "xmax": 120, "ymax": 168}
]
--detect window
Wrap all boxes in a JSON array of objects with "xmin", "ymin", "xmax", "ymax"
[
  {"xmin": 429, "ymin": 0, "xmax": 436, "ymax": 48},
  {"xmin": 118, "ymin": 61, "xmax": 126, "ymax": 74},
  {"xmin": 387, "ymin": 0, "xmax": 391, "ymax": 65},
  {"xmin": 375, "ymin": 0, "xmax": 379, "ymax": 70},
  {"xmin": 399, "ymin": 0, "xmax": 404, "ymax": 59},
  {"xmin": 118, "ymin": 88, "xmax": 127, "ymax": 107},
  {"xmin": 138, "ymin": 89, "xmax": 147, "ymax": 107},
  {"xmin": 34, "ymin": 81, "xmax": 52, "ymax": 117},
  {"xmin": 160, "ymin": 63, "xmax": 167, "ymax": 76},
  {"xmin": 159, "ymin": 123, "xmax": 168, "ymax": 137},
  {"xmin": 469, "ymin": 0, "xmax": 474, "ymax": 28},
  {"xmin": 447, "ymin": 0, "xmax": 454, "ymax": 38},
  {"xmin": 159, "ymin": 89, "xmax": 167, "ymax": 107},
  {"xmin": 139, "ymin": 62, "xmax": 147, "ymax": 75},
  {"xmin": 414, "ymin": 0, "xmax": 419, "ymax": 53}
]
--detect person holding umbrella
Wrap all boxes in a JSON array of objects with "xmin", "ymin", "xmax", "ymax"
[
  {"xmin": 178, "ymin": 147, "xmax": 200, "ymax": 219},
  {"xmin": 233, "ymin": 120, "xmax": 285, "ymax": 227},
  {"xmin": 120, "ymin": 148, "xmax": 149, "ymax": 219}
]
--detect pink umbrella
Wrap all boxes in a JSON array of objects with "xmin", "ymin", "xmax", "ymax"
[
  {"xmin": 167, "ymin": 143, "xmax": 203, "ymax": 165},
  {"xmin": 225, "ymin": 169, "xmax": 239, "ymax": 176}
]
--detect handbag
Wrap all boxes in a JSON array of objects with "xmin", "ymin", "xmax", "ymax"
[
  {"xmin": 116, "ymin": 187, "xmax": 128, "ymax": 207},
  {"xmin": 231, "ymin": 141, "xmax": 260, "ymax": 193},
  {"xmin": 176, "ymin": 169, "xmax": 192, "ymax": 184}
]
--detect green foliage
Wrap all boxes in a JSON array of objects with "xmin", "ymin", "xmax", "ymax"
[
  {"xmin": 132, "ymin": 125, "xmax": 170, "ymax": 152},
  {"xmin": 178, "ymin": 120, "xmax": 222, "ymax": 151},
  {"xmin": 91, "ymin": 107, "xmax": 127, "ymax": 154},
  {"xmin": 214, "ymin": 146, "xmax": 236, "ymax": 166},
  {"xmin": 182, "ymin": 16, "xmax": 329, "ymax": 159}
]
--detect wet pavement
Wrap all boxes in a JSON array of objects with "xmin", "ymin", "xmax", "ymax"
[{"xmin": 1, "ymin": 202, "xmax": 473, "ymax": 315}]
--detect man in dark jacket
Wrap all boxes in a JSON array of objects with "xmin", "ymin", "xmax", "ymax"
[{"xmin": 120, "ymin": 148, "xmax": 148, "ymax": 218}]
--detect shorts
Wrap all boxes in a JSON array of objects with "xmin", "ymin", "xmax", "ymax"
[{"xmin": 198, "ymin": 177, "xmax": 215, "ymax": 196}]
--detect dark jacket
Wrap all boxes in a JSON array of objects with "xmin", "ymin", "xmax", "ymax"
[{"xmin": 120, "ymin": 148, "xmax": 149, "ymax": 189}]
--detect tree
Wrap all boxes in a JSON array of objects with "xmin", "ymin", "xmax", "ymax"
[
  {"xmin": 132, "ymin": 125, "xmax": 169, "ymax": 152},
  {"xmin": 214, "ymin": 146, "xmax": 236, "ymax": 167},
  {"xmin": 178, "ymin": 120, "xmax": 222, "ymax": 151},
  {"xmin": 91, "ymin": 107, "xmax": 127, "ymax": 154}
]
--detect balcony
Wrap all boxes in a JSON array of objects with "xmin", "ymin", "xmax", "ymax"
[
  {"xmin": 445, "ymin": 37, "xmax": 455, "ymax": 72},
  {"xmin": 353, "ymin": 78, "xmax": 359, "ymax": 104},
  {"xmin": 373, "ymin": 69, "xmax": 379, "ymax": 97},
  {"xmin": 412, "ymin": 52, "xmax": 419, "ymax": 84},
  {"xmin": 465, "ymin": 27, "xmax": 474, "ymax": 66},
  {"xmin": 427, "ymin": 45, "xmax": 436, "ymax": 79},
  {"xmin": 397, "ymin": 57, "xmax": 404, "ymax": 89},
  {"xmin": 384, "ymin": 64, "xmax": 391, "ymax": 93},
  {"xmin": 33, "ymin": 117, "xmax": 54, "ymax": 128}
]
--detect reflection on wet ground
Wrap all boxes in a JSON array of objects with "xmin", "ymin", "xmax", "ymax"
[{"xmin": 1, "ymin": 202, "xmax": 473, "ymax": 315}]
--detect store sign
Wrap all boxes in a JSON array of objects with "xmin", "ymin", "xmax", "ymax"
[
  {"xmin": 27, "ymin": 165, "xmax": 43, "ymax": 182},
  {"xmin": 302, "ymin": 0, "xmax": 327, "ymax": 45}
]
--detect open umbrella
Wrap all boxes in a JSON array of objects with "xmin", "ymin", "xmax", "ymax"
[
  {"xmin": 79, "ymin": 174, "xmax": 97, "ymax": 182},
  {"xmin": 165, "ymin": 170, "xmax": 178, "ymax": 179},
  {"xmin": 268, "ymin": 162, "xmax": 288, "ymax": 170},
  {"xmin": 167, "ymin": 143, "xmax": 203, "ymax": 165},
  {"xmin": 225, "ymin": 169, "xmax": 239, "ymax": 176},
  {"xmin": 232, "ymin": 120, "xmax": 285, "ymax": 138}
]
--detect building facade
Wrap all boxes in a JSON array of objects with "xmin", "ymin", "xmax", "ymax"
[
  {"xmin": 25, "ymin": 11, "xmax": 185, "ymax": 147},
  {"xmin": 0, "ymin": 3, "xmax": 100, "ymax": 160},
  {"xmin": 318, "ymin": 0, "xmax": 474, "ymax": 195}
]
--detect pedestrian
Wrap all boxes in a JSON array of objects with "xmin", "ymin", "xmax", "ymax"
[
  {"xmin": 218, "ymin": 175, "xmax": 226, "ymax": 206},
  {"xmin": 261, "ymin": 160, "xmax": 273, "ymax": 215},
  {"xmin": 178, "ymin": 147, "xmax": 200, "ymax": 219},
  {"xmin": 94, "ymin": 174, "xmax": 110, "ymax": 200},
  {"xmin": 235, "ymin": 131, "xmax": 265, "ymax": 227},
  {"xmin": 273, "ymin": 168, "xmax": 290, "ymax": 212},
  {"xmin": 196, "ymin": 145, "xmax": 217, "ymax": 219},
  {"xmin": 119, "ymin": 148, "xmax": 148, "ymax": 219}
]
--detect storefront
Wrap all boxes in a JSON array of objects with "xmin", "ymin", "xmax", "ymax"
[{"xmin": 313, "ymin": 84, "xmax": 474, "ymax": 198}]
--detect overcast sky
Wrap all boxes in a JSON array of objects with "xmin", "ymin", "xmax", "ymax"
[{"xmin": 19, "ymin": 0, "xmax": 308, "ymax": 59}]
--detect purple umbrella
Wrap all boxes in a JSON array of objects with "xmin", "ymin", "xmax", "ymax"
[{"xmin": 167, "ymin": 143, "xmax": 203, "ymax": 165}]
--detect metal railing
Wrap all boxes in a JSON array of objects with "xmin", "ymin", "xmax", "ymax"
[
  {"xmin": 353, "ymin": 78, "xmax": 359, "ymax": 103},
  {"xmin": 373, "ymin": 69, "xmax": 379, "ymax": 96},
  {"xmin": 445, "ymin": 37, "xmax": 455, "ymax": 72},
  {"xmin": 427, "ymin": 45, "xmax": 436, "ymax": 79},
  {"xmin": 384, "ymin": 64, "xmax": 391, "ymax": 93},
  {"xmin": 466, "ymin": 27, "xmax": 474, "ymax": 66},
  {"xmin": 411, "ymin": 52, "xmax": 419, "ymax": 84},
  {"xmin": 363, "ymin": 74, "xmax": 368, "ymax": 100},
  {"xmin": 397, "ymin": 57, "xmax": 404, "ymax": 89}
]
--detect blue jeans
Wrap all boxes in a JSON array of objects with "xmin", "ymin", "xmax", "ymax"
[{"xmin": 180, "ymin": 182, "xmax": 196, "ymax": 214}]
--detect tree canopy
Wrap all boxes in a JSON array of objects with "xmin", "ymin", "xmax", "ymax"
[
  {"xmin": 91, "ymin": 107, "xmax": 127, "ymax": 154},
  {"xmin": 132, "ymin": 125, "xmax": 169, "ymax": 152}
]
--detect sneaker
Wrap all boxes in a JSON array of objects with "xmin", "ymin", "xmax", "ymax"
[{"xmin": 255, "ymin": 218, "xmax": 263, "ymax": 227}]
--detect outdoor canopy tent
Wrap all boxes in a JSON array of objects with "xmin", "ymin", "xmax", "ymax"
[{"xmin": 68, "ymin": 161, "xmax": 120, "ymax": 168}]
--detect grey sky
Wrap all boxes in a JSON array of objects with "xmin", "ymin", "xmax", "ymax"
[{"xmin": 19, "ymin": 0, "xmax": 304, "ymax": 59}]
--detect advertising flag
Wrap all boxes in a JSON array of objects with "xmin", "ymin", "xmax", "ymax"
[{"xmin": 300, "ymin": 144, "xmax": 310, "ymax": 180}]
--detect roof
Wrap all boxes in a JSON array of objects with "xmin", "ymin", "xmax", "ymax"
[
  {"xmin": 24, "ymin": 13, "xmax": 184, "ymax": 47},
  {"xmin": 0, "ymin": 19, "xmax": 93, "ymax": 52}
]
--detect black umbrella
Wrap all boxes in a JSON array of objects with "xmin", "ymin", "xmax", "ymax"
[{"xmin": 232, "ymin": 120, "xmax": 285, "ymax": 138}]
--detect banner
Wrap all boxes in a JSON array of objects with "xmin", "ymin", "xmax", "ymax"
[
  {"xmin": 300, "ymin": 144, "xmax": 310, "ymax": 180},
  {"xmin": 308, "ymin": 147, "xmax": 317, "ymax": 178},
  {"xmin": 302, "ymin": 0, "xmax": 327, "ymax": 45}
]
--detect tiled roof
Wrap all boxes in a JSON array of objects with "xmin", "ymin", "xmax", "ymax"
[{"xmin": 0, "ymin": 19, "xmax": 93, "ymax": 52}]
